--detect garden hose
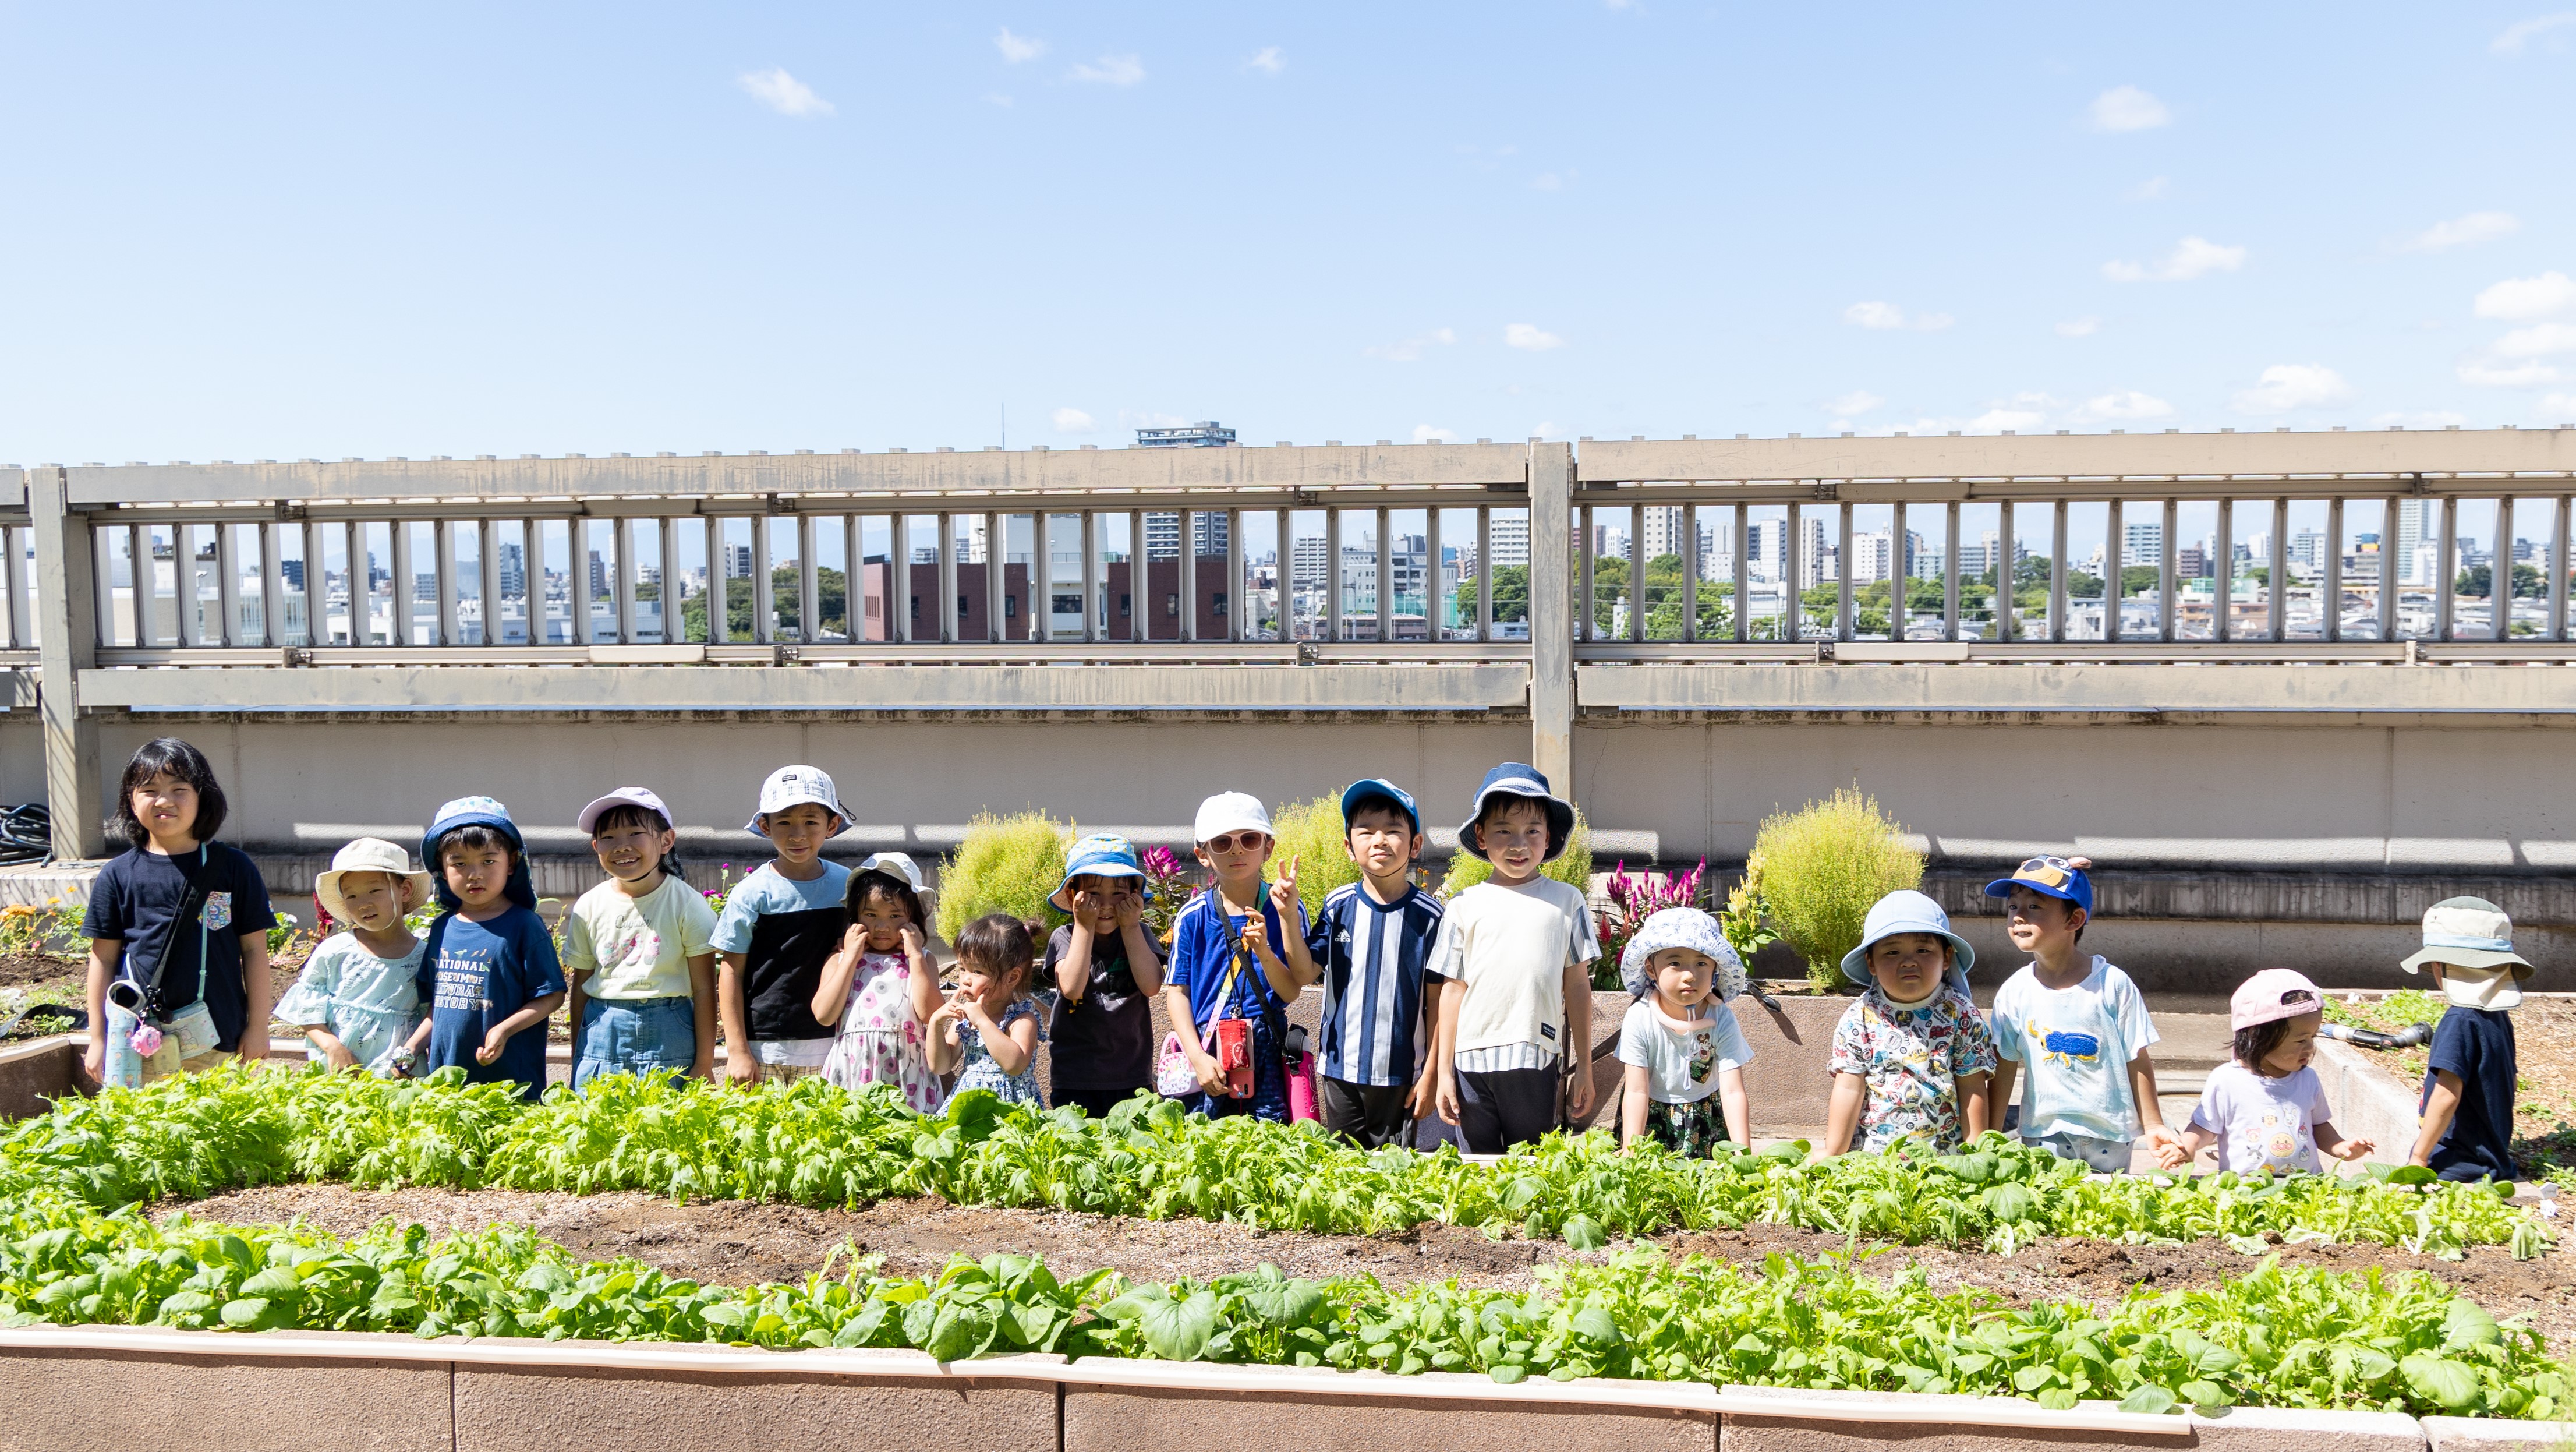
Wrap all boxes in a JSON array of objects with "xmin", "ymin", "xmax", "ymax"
[
  {"xmin": 2319, "ymin": 1020, "xmax": 2433, "ymax": 1051},
  {"xmin": 0, "ymin": 803, "xmax": 49, "ymax": 865}
]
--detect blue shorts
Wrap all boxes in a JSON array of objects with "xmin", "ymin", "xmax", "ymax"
[{"xmin": 574, "ymin": 995, "xmax": 698, "ymax": 1088}]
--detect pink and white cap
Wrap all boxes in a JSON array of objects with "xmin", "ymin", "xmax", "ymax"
[{"xmin": 2230, "ymin": 967, "xmax": 2324, "ymax": 1033}]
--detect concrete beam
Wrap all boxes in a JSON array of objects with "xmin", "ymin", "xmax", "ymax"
[
  {"xmin": 1576, "ymin": 425, "xmax": 2576, "ymax": 485},
  {"xmin": 1527, "ymin": 442, "xmax": 1574, "ymax": 785},
  {"xmin": 1576, "ymin": 662, "xmax": 2576, "ymax": 721},
  {"xmin": 61, "ymin": 441, "xmax": 1535, "ymax": 508},
  {"xmin": 77, "ymin": 663, "xmax": 1532, "ymax": 714},
  {"xmin": 1, "ymin": 668, "xmax": 34, "ymax": 711},
  {"xmin": 29, "ymin": 469, "xmax": 104, "ymax": 860}
]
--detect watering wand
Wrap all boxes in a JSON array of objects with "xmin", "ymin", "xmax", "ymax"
[{"xmin": 2319, "ymin": 1021, "xmax": 2432, "ymax": 1051}]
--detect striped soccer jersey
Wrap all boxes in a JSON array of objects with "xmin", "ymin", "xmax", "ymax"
[{"xmin": 1305, "ymin": 881, "xmax": 1444, "ymax": 1088}]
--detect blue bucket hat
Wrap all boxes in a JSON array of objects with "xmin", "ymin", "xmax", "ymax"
[
  {"xmin": 1340, "ymin": 778, "xmax": 1422, "ymax": 838},
  {"xmin": 1619, "ymin": 907, "xmax": 1747, "ymax": 1002},
  {"xmin": 1839, "ymin": 889, "xmax": 1974, "ymax": 994},
  {"xmin": 1983, "ymin": 854, "xmax": 2094, "ymax": 917},
  {"xmin": 1050, "ymin": 833, "xmax": 1149, "ymax": 913},
  {"xmin": 1457, "ymin": 762, "xmax": 1576, "ymax": 863},
  {"xmin": 420, "ymin": 795, "xmax": 537, "ymax": 911}
]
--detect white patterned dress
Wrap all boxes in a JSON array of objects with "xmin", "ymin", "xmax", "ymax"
[{"xmin": 819, "ymin": 950, "xmax": 946, "ymax": 1114}]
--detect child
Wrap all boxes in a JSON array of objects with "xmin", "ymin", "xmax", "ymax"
[
  {"xmin": 1821, "ymin": 891, "xmax": 1997, "ymax": 1157},
  {"xmin": 399, "ymin": 797, "xmax": 567, "ymax": 1101},
  {"xmin": 1162, "ymin": 792, "xmax": 1308, "ymax": 1122},
  {"xmin": 1429, "ymin": 763, "xmax": 1600, "ymax": 1153},
  {"xmin": 1982, "ymin": 856, "xmax": 2178, "ymax": 1173},
  {"xmin": 1276, "ymin": 780, "xmax": 1442, "ymax": 1148},
  {"xmin": 2162, "ymin": 968, "xmax": 2376, "ymax": 1175},
  {"xmin": 564, "ymin": 787, "xmax": 719, "ymax": 1087},
  {"xmin": 80, "ymin": 737, "xmax": 277, "ymax": 1084},
  {"xmin": 1045, "ymin": 835, "xmax": 1165, "ymax": 1117},
  {"xmin": 2401, "ymin": 898, "xmax": 2531, "ymax": 1182},
  {"xmin": 1616, "ymin": 906, "xmax": 1754, "ymax": 1157},
  {"xmin": 813, "ymin": 852, "xmax": 946, "ymax": 1114},
  {"xmin": 712, "ymin": 766, "xmax": 852, "ymax": 1086},
  {"xmin": 928, "ymin": 912, "xmax": 1046, "ymax": 1107},
  {"xmin": 274, "ymin": 837, "xmax": 431, "ymax": 1075}
]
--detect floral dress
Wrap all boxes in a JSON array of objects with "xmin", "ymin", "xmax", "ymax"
[
  {"xmin": 819, "ymin": 950, "xmax": 946, "ymax": 1114},
  {"xmin": 1827, "ymin": 987, "xmax": 2000, "ymax": 1154},
  {"xmin": 951, "ymin": 997, "xmax": 1046, "ymax": 1107}
]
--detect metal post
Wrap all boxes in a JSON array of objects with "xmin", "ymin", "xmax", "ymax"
[
  {"xmin": 983, "ymin": 511, "xmax": 1004, "ymax": 643},
  {"xmin": 2324, "ymin": 498, "xmax": 2345, "ymax": 643},
  {"xmin": 258, "ymin": 521, "xmax": 285, "ymax": 648},
  {"xmin": 1784, "ymin": 503, "xmax": 1803, "ymax": 642},
  {"xmin": 2553, "ymin": 496, "xmax": 2571, "ymax": 642},
  {"xmin": 2435, "ymin": 495, "xmax": 2458, "ymax": 642},
  {"xmin": 1476, "ymin": 506, "xmax": 1494, "ymax": 642},
  {"xmin": 1623, "ymin": 505, "xmax": 1641, "ymax": 643},
  {"xmin": 1227, "ymin": 507, "xmax": 1247, "ymax": 642},
  {"xmin": 1681, "ymin": 503, "xmax": 1700, "ymax": 642},
  {"xmin": 752, "ymin": 514, "xmax": 776, "ymax": 646},
  {"xmin": 2494, "ymin": 497, "xmax": 2514, "ymax": 643},
  {"xmin": 2158, "ymin": 500, "xmax": 2178, "ymax": 644},
  {"xmin": 169, "ymin": 527, "xmax": 199, "ymax": 649},
  {"xmin": 1836, "ymin": 501, "xmax": 1853, "ymax": 642},
  {"xmin": 1180, "ymin": 511, "xmax": 1200, "ymax": 644},
  {"xmin": 1324, "ymin": 508, "xmax": 1343, "ymax": 642},
  {"xmin": 2213, "ymin": 498, "xmax": 2232, "ymax": 642},
  {"xmin": 795, "ymin": 513, "xmax": 817, "ymax": 644},
  {"xmin": 2267, "ymin": 499, "xmax": 2288, "ymax": 641},
  {"xmin": 1995, "ymin": 500, "xmax": 2015, "ymax": 644},
  {"xmin": 1272, "ymin": 507, "xmax": 1291, "ymax": 641},
  {"xmin": 473, "ymin": 520, "xmax": 497, "ymax": 648},
  {"xmin": 1577, "ymin": 504, "xmax": 1594, "ymax": 642},
  {"xmin": 2048, "ymin": 501, "xmax": 2068, "ymax": 643},
  {"xmin": 1731, "ymin": 504, "xmax": 1749, "ymax": 644},
  {"xmin": 1943, "ymin": 501, "xmax": 1961, "ymax": 642},
  {"xmin": 2379, "ymin": 497, "xmax": 2401, "ymax": 643},
  {"xmin": 1421, "ymin": 507, "xmax": 1441, "ymax": 642},
  {"xmin": 433, "ymin": 519, "xmax": 458, "ymax": 648},
  {"xmin": 30, "ymin": 469, "xmax": 105, "ymax": 860},
  {"xmin": 516, "ymin": 518, "xmax": 539, "ymax": 646},
  {"xmin": 2104, "ymin": 499, "xmax": 2124, "ymax": 643},
  {"xmin": 392, "ymin": 520, "xmax": 417, "ymax": 648},
  {"xmin": 1374, "ymin": 505, "xmax": 1393, "ymax": 645},
  {"xmin": 1, "ymin": 525, "xmax": 22, "ymax": 649},
  {"xmin": 568, "ymin": 520, "xmax": 593, "ymax": 646},
  {"xmin": 303, "ymin": 518, "xmax": 327, "ymax": 648},
  {"xmin": 1527, "ymin": 443, "xmax": 1575, "ymax": 790},
  {"xmin": 124, "ymin": 526, "xmax": 152, "ymax": 650},
  {"xmin": 1080, "ymin": 511, "xmax": 1099, "ymax": 644},
  {"xmin": 1890, "ymin": 502, "xmax": 1909, "ymax": 641},
  {"xmin": 1127, "ymin": 510, "xmax": 1145, "ymax": 642},
  {"xmin": 214, "ymin": 522, "xmax": 242, "ymax": 648}
]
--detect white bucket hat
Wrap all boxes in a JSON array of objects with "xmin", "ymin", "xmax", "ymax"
[
  {"xmin": 1839, "ymin": 889, "xmax": 1975, "ymax": 995},
  {"xmin": 1618, "ymin": 906, "xmax": 1747, "ymax": 1002},
  {"xmin": 745, "ymin": 765, "xmax": 847, "ymax": 836},
  {"xmin": 2402, "ymin": 896, "xmax": 2533, "ymax": 1009},
  {"xmin": 315, "ymin": 838, "xmax": 436, "ymax": 926}
]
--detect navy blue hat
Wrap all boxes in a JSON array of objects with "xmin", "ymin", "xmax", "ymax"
[
  {"xmin": 1339, "ymin": 778, "xmax": 1421, "ymax": 837},
  {"xmin": 421, "ymin": 795, "xmax": 537, "ymax": 911},
  {"xmin": 1457, "ymin": 762, "xmax": 1576, "ymax": 863},
  {"xmin": 1983, "ymin": 856, "xmax": 2094, "ymax": 917}
]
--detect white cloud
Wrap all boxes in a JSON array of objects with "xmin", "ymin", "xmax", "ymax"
[
  {"xmin": 1070, "ymin": 53, "xmax": 1145, "ymax": 86},
  {"xmin": 2103, "ymin": 235, "xmax": 2246, "ymax": 282},
  {"xmin": 1364, "ymin": 327, "xmax": 1457, "ymax": 362},
  {"xmin": 1050, "ymin": 408, "xmax": 1097, "ymax": 434},
  {"xmin": 1842, "ymin": 301, "xmax": 1952, "ymax": 331},
  {"xmin": 2474, "ymin": 271, "xmax": 2576, "ymax": 322},
  {"xmin": 2231, "ymin": 364, "xmax": 2351, "ymax": 414},
  {"xmin": 2493, "ymin": 12, "xmax": 2576, "ymax": 52},
  {"xmin": 1505, "ymin": 323, "xmax": 1564, "ymax": 351},
  {"xmin": 2396, "ymin": 211, "xmax": 2520, "ymax": 253},
  {"xmin": 2084, "ymin": 390, "xmax": 2174, "ymax": 419},
  {"xmin": 2457, "ymin": 361, "xmax": 2561, "ymax": 387},
  {"xmin": 1246, "ymin": 46, "xmax": 1285, "ymax": 74},
  {"xmin": 2497, "ymin": 322, "xmax": 2576, "ymax": 358},
  {"xmin": 1412, "ymin": 425, "xmax": 1456, "ymax": 444},
  {"xmin": 995, "ymin": 28, "xmax": 1047, "ymax": 63},
  {"xmin": 2056, "ymin": 316, "xmax": 2100, "ymax": 338},
  {"xmin": 738, "ymin": 68, "xmax": 834, "ymax": 118},
  {"xmin": 2089, "ymin": 85, "xmax": 2171, "ymax": 132},
  {"xmin": 1531, "ymin": 421, "xmax": 1559, "ymax": 438},
  {"xmin": 1828, "ymin": 390, "xmax": 1884, "ymax": 417},
  {"xmin": 1972, "ymin": 407, "xmax": 2048, "ymax": 432},
  {"xmin": 2124, "ymin": 176, "xmax": 2170, "ymax": 202}
]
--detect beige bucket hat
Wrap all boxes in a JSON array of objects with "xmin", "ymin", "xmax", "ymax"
[{"xmin": 316, "ymin": 837, "xmax": 436, "ymax": 925}]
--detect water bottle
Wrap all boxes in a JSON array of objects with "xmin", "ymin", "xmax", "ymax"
[{"xmin": 102, "ymin": 995, "xmax": 146, "ymax": 1090}]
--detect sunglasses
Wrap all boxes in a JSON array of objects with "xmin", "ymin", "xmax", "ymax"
[
  {"xmin": 2278, "ymin": 988, "xmax": 2316, "ymax": 1008},
  {"xmin": 2018, "ymin": 855, "xmax": 2079, "ymax": 875},
  {"xmin": 1202, "ymin": 832, "xmax": 1271, "ymax": 855}
]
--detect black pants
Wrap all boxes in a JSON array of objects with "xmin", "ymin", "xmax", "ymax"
[
  {"xmin": 1054, "ymin": 1084, "xmax": 1148, "ymax": 1119},
  {"xmin": 1455, "ymin": 1064, "xmax": 1561, "ymax": 1154},
  {"xmin": 1318, "ymin": 1076, "xmax": 1413, "ymax": 1149}
]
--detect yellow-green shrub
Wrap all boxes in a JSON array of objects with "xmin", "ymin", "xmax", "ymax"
[
  {"xmin": 1752, "ymin": 789, "xmax": 1923, "ymax": 993},
  {"xmin": 936, "ymin": 811, "xmax": 1070, "ymax": 942},
  {"xmin": 1268, "ymin": 794, "xmax": 1367, "ymax": 920}
]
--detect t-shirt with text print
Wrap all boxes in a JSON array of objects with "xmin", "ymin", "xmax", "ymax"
[{"xmin": 415, "ymin": 904, "xmax": 566, "ymax": 1101}]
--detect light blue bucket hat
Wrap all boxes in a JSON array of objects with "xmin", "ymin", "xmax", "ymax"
[
  {"xmin": 1619, "ymin": 907, "xmax": 1747, "ymax": 1002},
  {"xmin": 1050, "ymin": 833, "xmax": 1149, "ymax": 913},
  {"xmin": 1839, "ymin": 889, "xmax": 1975, "ymax": 992}
]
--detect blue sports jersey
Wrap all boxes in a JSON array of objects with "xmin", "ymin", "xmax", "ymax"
[{"xmin": 1304, "ymin": 882, "xmax": 1443, "ymax": 1087}]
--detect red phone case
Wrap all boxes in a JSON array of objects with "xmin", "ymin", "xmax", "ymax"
[{"xmin": 1214, "ymin": 1018, "xmax": 1254, "ymax": 1099}]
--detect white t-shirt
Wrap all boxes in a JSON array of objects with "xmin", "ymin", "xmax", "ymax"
[
  {"xmin": 564, "ymin": 875, "xmax": 720, "ymax": 1001},
  {"xmin": 1616, "ymin": 997, "xmax": 1753, "ymax": 1104},
  {"xmin": 1427, "ymin": 877, "xmax": 1598, "ymax": 1058},
  {"xmin": 1989, "ymin": 956, "xmax": 2160, "ymax": 1143},
  {"xmin": 2188, "ymin": 1061, "xmax": 2330, "ymax": 1175}
]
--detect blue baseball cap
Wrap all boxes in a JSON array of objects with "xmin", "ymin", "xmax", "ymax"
[
  {"xmin": 1339, "ymin": 778, "xmax": 1421, "ymax": 837},
  {"xmin": 1983, "ymin": 856, "xmax": 2094, "ymax": 917},
  {"xmin": 1051, "ymin": 833, "xmax": 1149, "ymax": 912}
]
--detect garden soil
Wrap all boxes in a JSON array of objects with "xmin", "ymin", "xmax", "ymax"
[{"xmin": 172, "ymin": 1182, "xmax": 2576, "ymax": 1351}]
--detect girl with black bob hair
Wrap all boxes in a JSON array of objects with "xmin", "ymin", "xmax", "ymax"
[{"xmin": 80, "ymin": 737, "xmax": 275, "ymax": 1084}]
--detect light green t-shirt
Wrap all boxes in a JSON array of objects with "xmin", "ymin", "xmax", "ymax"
[{"xmin": 563, "ymin": 875, "xmax": 719, "ymax": 1001}]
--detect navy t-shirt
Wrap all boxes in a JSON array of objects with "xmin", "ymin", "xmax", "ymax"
[
  {"xmin": 416, "ymin": 905, "xmax": 567, "ymax": 1101},
  {"xmin": 2423, "ymin": 1006, "xmax": 2517, "ymax": 1183},
  {"xmin": 79, "ymin": 842, "xmax": 274, "ymax": 1053}
]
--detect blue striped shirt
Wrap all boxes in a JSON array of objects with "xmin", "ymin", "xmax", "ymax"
[{"xmin": 1304, "ymin": 882, "xmax": 1444, "ymax": 1088}]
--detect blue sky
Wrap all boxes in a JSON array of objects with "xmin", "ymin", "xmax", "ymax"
[{"xmin": 5, "ymin": 3, "xmax": 2574, "ymax": 468}]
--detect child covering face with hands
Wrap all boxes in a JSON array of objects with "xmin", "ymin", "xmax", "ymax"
[
  {"xmin": 1045, "ymin": 836, "xmax": 1165, "ymax": 1118},
  {"xmin": 812, "ymin": 853, "xmax": 946, "ymax": 1114},
  {"xmin": 929, "ymin": 912, "xmax": 1048, "ymax": 1106}
]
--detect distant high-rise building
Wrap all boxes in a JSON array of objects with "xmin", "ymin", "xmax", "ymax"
[
  {"xmin": 497, "ymin": 542, "xmax": 526, "ymax": 597},
  {"xmin": 2122, "ymin": 520, "xmax": 2165, "ymax": 568},
  {"xmin": 1134, "ymin": 422, "xmax": 1237, "ymax": 448},
  {"xmin": 1486, "ymin": 514, "xmax": 1530, "ymax": 568},
  {"xmin": 2178, "ymin": 543, "xmax": 2210, "ymax": 581},
  {"xmin": 720, "ymin": 543, "xmax": 754, "ymax": 580},
  {"xmin": 281, "ymin": 558, "xmax": 306, "ymax": 591},
  {"xmin": 2394, "ymin": 499, "xmax": 2437, "ymax": 585},
  {"xmin": 1145, "ymin": 512, "xmax": 1229, "ymax": 561},
  {"xmin": 2288, "ymin": 529, "xmax": 2329, "ymax": 578},
  {"xmin": 1640, "ymin": 506, "xmax": 1689, "ymax": 564},
  {"xmin": 1850, "ymin": 529, "xmax": 1923, "ymax": 585},
  {"xmin": 588, "ymin": 552, "xmax": 608, "ymax": 599}
]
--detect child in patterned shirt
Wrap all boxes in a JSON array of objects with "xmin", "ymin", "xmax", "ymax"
[{"xmin": 1820, "ymin": 890, "xmax": 1997, "ymax": 1157}]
